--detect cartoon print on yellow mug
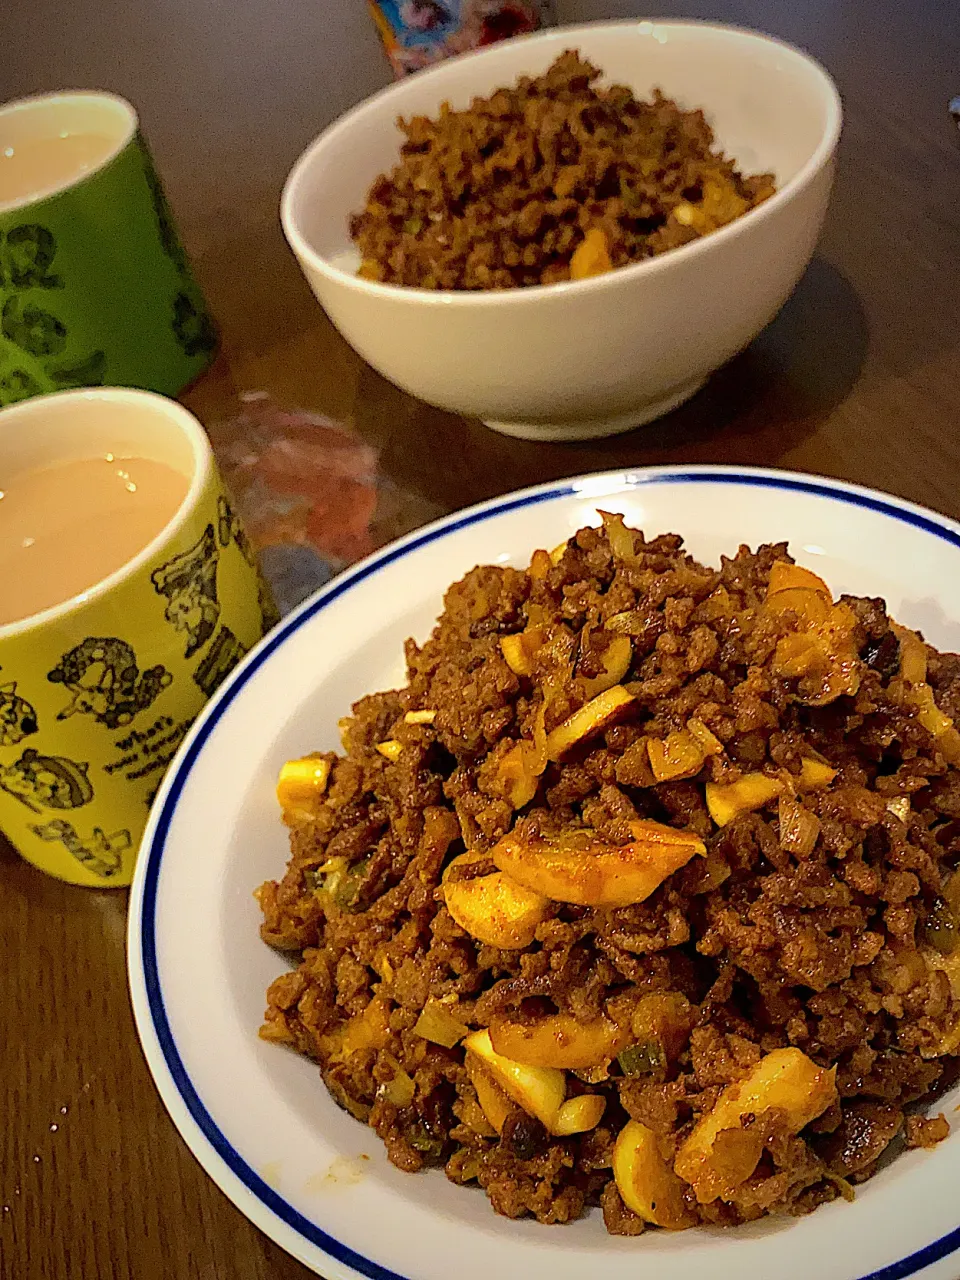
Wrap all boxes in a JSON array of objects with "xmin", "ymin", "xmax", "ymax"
[
  {"xmin": 217, "ymin": 494, "xmax": 256, "ymax": 566},
  {"xmin": 0, "ymin": 671, "xmax": 39, "ymax": 745},
  {"xmin": 259, "ymin": 575, "xmax": 281, "ymax": 630},
  {"xmin": 0, "ymin": 388, "xmax": 270, "ymax": 888},
  {"xmin": 30, "ymin": 818, "xmax": 131, "ymax": 879},
  {"xmin": 194, "ymin": 626, "xmax": 247, "ymax": 697},
  {"xmin": 47, "ymin": 638, "xmax": 173, "ymax": 729},
  {"xmin": 151, "ymin": 523, "xmax": 220, "ymax": 658},
  {"xmin": 0, "ymin": 747, "xmax": 93, "ymax": 813},
  {"xmin": 217, "ymin": 496, "xmax": 279, "ymax": 632},
  {"xmin": 1, "ymin": 493, "xmax": 266, "ymax": 886}
]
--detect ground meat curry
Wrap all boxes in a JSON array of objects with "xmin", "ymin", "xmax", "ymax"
[
  {"xmin": 257, "ymin": 517, "xmax": 957, "ymax": 1232},
  {"xmin": 349, "ymin": 51, "xmax": 776, "ymax": 290}
]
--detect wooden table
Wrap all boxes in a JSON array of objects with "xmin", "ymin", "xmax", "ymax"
[{"xmin": 2, "ymin": 0, "xmax": 959, "ymax": 1275}]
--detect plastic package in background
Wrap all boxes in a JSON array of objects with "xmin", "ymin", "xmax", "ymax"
[
  {"xmin": 368, "ymin": 0, "xmax": 553, "ymax": 78},
  {"xmin": 205, "ymin": 393, "xmax": 443, "ymax": 618}
]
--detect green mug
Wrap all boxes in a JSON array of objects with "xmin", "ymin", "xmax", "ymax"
[{"xmin": 0, "ymin": 91, "xmax": 216, "ymax": 406}]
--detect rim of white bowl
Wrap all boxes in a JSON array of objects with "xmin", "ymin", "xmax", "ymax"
[
  {"xmin": 130, "ymin": 464, "xmax": 960, "ymax": 1280},
  {"xmin": 280, "ymin": 19, "xmax": 843, "ymax": 305}
]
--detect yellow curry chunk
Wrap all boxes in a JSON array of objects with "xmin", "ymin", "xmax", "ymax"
[
  {"xmin": 764, "ymin": 560, "xmax": 861, "ymax": 705},
  {"xmin": 647, "ymin": 728, "xmax": 709, "ymax": 783},
  {"xmin": 772, "ymin": 615, "xmax": 861, "ymax": 704},
  {"xmin": 925, "ymin": 946, "xmax": 960, "ymax": 1001},
  {"xmin": 766, "ymin": 561, "xmax": 832, "ymax": 598},
  {"xmin": 569, "ymin": 227, "xmax": 613, "ymax": 279},
  {"xmin": 465, "ymin": 1052, "xmax": 514, "ymax": 1134},
  {"xmin": 443, "ymin": 869, "xmax": 550, "ymax": 949},
  {"xmin": 545, "ymin": 685, "xmax": 635, "ymax": 761},
  {"xmin": 500, "ymin": 631, "xmax": 540, "ymax": 678},
  {"xmin": 918, "ymin": 949, "xmax": 960, "ymax": 1056},
  {"xmin": 318, "ymin": 996, "xmax": 391, "ymax": 1062},
  {"xmin": 671, "ymin": 179, "xmax": 748, "ymax": 233},
  {"xmin": 498, "ymin": 742, "xmax": 540, "ymax": 809},
  {"xmin": 674, "ymin": 1048, "xmax": 837, "ymax": 1203},
  {"xmin": 414, "ymin": 999, "xmax": 469, "ymax": 1048},
  {"xmin": 491, "ymin": 819, "xmax": 705, "ymax": 908},
  {"xmin": 489, "ymin": 1010, "xmax": 631, "ymax": 1070},
  {"xmin": 894, "ymin": 621, "xmax": 928, "ymax": 684},
  {"xmin": 765, "ymin": 561, "xmax": 833, "ymax": 624},
  {"xmin": 930, "ymin": 1020, "xmax": 960, "ymax": 1058},
  {"xmin": 496, "ymin": 703, "xmax": 548, "ymax": 810},
  {"xmin": 464, "ymin": 1030, "xmax": 566, "ymax": 1130},
  {"xmin": 403, "ymin": 709, "xmax": 437, "ymax": 725},
  {"xmin": 766, "ymin": 588, "xmax": 831, "ymax": 625},
  {"xmin": 687, "ymin": 717, "xmax": 723, "ymax": 755},
  {"xmin": 276, "ymin": 755, "xmax": 331, "ymax": 822},
  {"xmin": 580, "ymin": 635, "xmax": 633, "ymax": 699},
  {"xmin": 528, "ymin": 548, "xmax": 552, "ymax": 580},
  {"xmin": 613, "ymin": 1120, "xmax": 696, "ymax": 1229},
  {"xmin": 778, "ymin": 795, "xmax": 821, "ymax": 857},
  {"xmin": 798, "ymin": 757, "xmax": 837, "ymax": 790},
  {"xmin": 705, "ymin": 773, "xmax": 783, "ymax": 826},
  {"xmin": 625, "ymin": 991, "xmax": 696, "ymax": 1068},
  {"xmin": 892, "ymin": 624, "xmax": 960, "ymax": 764},
  {"xmin": 553, "ymin": 1094, "xmax": 606, "ymax": 1136}
]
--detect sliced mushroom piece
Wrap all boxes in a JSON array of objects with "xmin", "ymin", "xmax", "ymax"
[
  {"xmin": 674, "ymin": 1047, "xmax": 837, "ymax": 1203},
  {"xmin": 705, "ymin": 773, "xmax": 783, "ymax": 826},
  {"xmin": 613, "ymin": 1120, "xmax": 696, "ymax": 1230},
  {"xmin": 442, "ymin": 870, "xmax": 550, "ymax": 949},
  {"xmin": 491, "ymin": 819, "xmax": 705, "ymax": 908},
  {"xmin": 544, "ymin": 685, "xmax": 635, "ymax": 761},
  {"xmin": 463, "ymin": 1030, "xmax": 566, "ymax": 1131},
  {"xmin": 489, "ymin": 1010, "xmax": 630, "ymax": 1070}
]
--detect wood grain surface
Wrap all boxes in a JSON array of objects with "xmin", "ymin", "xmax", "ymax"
[{"xmin": 2, "ymin": 0, "xmax": 959, "ymax": 1276}]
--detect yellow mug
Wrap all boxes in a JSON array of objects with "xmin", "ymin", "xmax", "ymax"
[{"xmin": 0, "ymin": 387, "xmax": 276, "ymax": 885}]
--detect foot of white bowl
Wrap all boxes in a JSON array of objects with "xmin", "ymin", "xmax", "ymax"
[{"xmin": 482, "ymin": 379, "xmax": 707, "ymax": 442}]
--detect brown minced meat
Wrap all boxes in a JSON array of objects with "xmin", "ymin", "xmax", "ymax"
[
  {"xmin": 349, "ymin": 51, "xmax": 776, "ymax": 289},
  {"xmin": 258, "ymin": 518, "xmax": 958, "ymax": 1232}
]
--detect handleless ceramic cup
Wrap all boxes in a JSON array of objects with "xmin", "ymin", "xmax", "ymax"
[
  {"xmin": 0, "ymin": 91, "xmax": 216, "ymax": 407},
  {"xmin": 0, "ymin": 387, "xmax": 276, "ymax": 885}
]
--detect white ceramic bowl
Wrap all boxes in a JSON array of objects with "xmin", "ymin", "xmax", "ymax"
[
  {"xmin": 130, "ymin": 466, "xmax": 960, "ymax": 1280},
  {"xmin": 281, "ymin": 21, "xmax": 841, "ymax": 442}
]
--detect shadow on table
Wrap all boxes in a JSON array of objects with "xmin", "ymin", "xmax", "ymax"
[
  {"xmin": 354, "ymin": 255, "xmax": 869, "ymax": 512},
  {"xmin": 0, "ymin": 831, "xmax": 18, "ymax": 868}
]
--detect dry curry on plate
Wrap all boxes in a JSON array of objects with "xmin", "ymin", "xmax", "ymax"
[{"xmin": 257, "ymin": 516, "xmax": 957, "ymax": 1233}]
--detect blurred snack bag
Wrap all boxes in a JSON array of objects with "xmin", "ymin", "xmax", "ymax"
[
  {"xmin": 368, "ymin": 0, "xmax": 552, "ymax": 78},
  {"xmin": 206, "ymin": 393, "xmax": 443, "ymax": 618}
]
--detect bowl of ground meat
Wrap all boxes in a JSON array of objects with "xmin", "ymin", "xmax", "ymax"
[
  {"xmin": 130, "ymin": 467, "xmax": 960, "ymax": 1280},
  {"xmin": 281, "ymin": 22, "xmax": 841, "ymax": 441}
]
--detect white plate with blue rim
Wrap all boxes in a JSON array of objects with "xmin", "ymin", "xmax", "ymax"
[{"xmin": 128, "ymin": 464, "xmax": 960, "ymax": 1280}]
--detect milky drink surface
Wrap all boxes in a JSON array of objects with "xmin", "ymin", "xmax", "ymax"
[
  {"xmin": 0, "ymin": 132, "xmax": 117, "ymax": 205},
  {"xmin": 0, "ymin": 454, "xmax": 189, "ymax": 626}
]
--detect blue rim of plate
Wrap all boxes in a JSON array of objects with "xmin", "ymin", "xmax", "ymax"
[{"xmin": 135, "ymin": 465, "xmax": 960, "ymax": 1280}]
